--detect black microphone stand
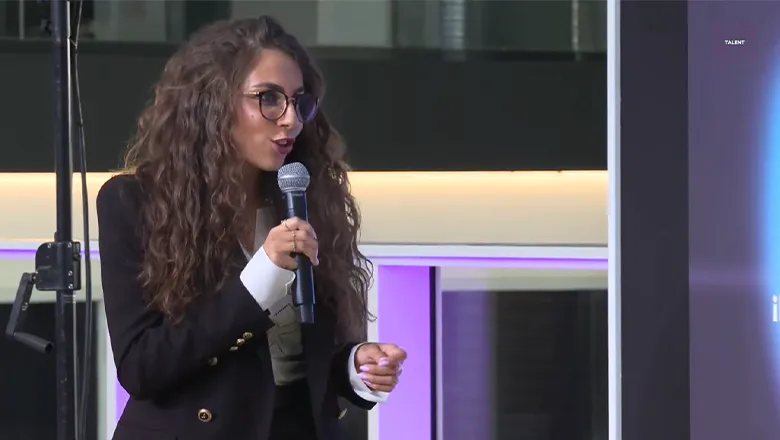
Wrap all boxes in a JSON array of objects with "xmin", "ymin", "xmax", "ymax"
[{"xmin": 3, "ymin": 1, "xmax": 81, "ymax": 440}]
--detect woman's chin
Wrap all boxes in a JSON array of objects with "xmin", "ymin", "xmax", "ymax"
[{"xmin": 251, "ymin": 156, "xmax": 286, "ymax": 173}]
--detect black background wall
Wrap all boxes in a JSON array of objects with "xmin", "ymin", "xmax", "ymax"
[
  {"xmin": 0, "ymin": 42, "xmax": 606, "ymax": 172},
  {"xmin": 492, "ymin": 290, "xmax": 607, "ymax": 440},
  {"xmin": 440, "ymin": 289, "xmax": 607, "ymax": 440},
  {"xmin": 0, "ymin": 302, "xmax": 98, "ymax": 440}
]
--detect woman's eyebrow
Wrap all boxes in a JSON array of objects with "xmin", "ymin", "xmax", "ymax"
[{"xmin": 249, "ymin": 82, "xmax": 305, "ymax": 95}]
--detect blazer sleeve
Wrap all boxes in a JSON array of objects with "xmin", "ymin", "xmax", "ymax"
[
  {"xmin": 330, "ymin": 343, "xmax": 377, "ymax": 410},
  {"xmin": 97, "ymin": 175, "xmax": 275, "ymax": 400}
]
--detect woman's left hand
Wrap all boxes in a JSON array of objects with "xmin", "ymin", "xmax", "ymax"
[{"xmin": 354, "ymin": 343, "xmax": 407, "ymax": 393}]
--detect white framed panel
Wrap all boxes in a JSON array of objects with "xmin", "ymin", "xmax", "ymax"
[{"xmin": 606, "ymin": 0, "xmax": 622, "ymax": 438}]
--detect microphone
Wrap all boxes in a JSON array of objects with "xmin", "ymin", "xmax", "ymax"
[{"xmin": 277, "ymin": 162, "xmax": 315, "ymax": 324}]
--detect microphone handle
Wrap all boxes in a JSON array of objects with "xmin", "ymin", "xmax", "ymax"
[{"xmin": 284, "ymin": 190, "xmax": 316, "ymax": 324}]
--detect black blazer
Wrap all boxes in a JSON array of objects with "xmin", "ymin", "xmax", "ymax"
[{"xmin": 97, "ymin": 174, "xmax": 374, "ymax": 440}]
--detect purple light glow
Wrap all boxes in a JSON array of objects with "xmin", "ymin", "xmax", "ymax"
[
  {"xmin": 0, "ymin": 248, "xmax": 100, "ymax": 260},
  {"xmin": 372, "ymin": 256, "xmax": 606, "ymax": 270},
  {"xmin": 116, "ymin": 381, "xmax": 129, "ymax": 423},
  {"xmin": 0, "ymin": 248, "xmax": 607, "ymax": 271},
  {"xmin": 441, "ymin": 291, "xmax": 493, "ymax": 440},
  {"xmin": 377, "ymin": 266, "xmax": 434, "ymax": 440}
]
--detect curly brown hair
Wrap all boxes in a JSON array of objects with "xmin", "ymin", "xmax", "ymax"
[{"xmin": 122, "ymin": 16, "xmax": 372, "ymax": 341}]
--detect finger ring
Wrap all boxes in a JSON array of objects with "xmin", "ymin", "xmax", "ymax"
[
  {"xmin": 282, "ymin": 220, "xmax": 291, "ymax": 231},
  {"xmin": 292, "ymin": 231, "xmax": 297, "ymax": 253}
]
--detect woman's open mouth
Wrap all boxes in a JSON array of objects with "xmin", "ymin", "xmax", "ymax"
[{"xmin": 272, "ymin": 138, "xmax": 293, "ymax": 155}]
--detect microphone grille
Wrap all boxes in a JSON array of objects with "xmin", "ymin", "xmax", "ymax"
[{"xmin": 277, "ymin": 162, "xmax": 311, "ymax": 193}]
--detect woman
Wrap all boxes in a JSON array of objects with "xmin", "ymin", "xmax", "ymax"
[{"xmin": 97, "ymin": 16, "xmax": 406, "ymax": 440}]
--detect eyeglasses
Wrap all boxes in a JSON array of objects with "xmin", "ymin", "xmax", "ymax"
[{"xmin": 243, "ymin": 90, "xmax": 319, "ymax": 123}]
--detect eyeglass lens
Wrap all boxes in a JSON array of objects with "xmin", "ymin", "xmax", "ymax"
[{"xmin": 259, "ymin": 90, "xmax": 318, "ymax": 123}]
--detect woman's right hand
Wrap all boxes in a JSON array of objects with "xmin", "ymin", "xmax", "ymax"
[{"xmin": 263, "ymin": 217, "xmax": 320, "ymax": 270}]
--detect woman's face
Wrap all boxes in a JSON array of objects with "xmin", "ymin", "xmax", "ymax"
[{"xmin": 233, "ymin": 49, "xmax": 305, "ymax": 172}]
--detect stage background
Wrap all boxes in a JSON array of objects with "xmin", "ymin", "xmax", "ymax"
[
  {"xmin": 0, "ymin": 1, "xmax": 609, "ymax": 439},
  {"xmin": 689, "ymin": 2, "xmax": 780, "ymax": 439}
]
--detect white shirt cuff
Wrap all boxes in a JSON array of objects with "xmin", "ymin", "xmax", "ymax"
[
  {"xmin": 240, "ymin": 246, "xmax": 295, "ymax": 311},
  {"xmin": 348, "ymin": 343, "xmax": 389, "ymax": 403}
]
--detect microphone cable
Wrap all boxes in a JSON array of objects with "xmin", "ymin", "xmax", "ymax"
[{"xmin": 69, "ymin": 2, "xmax": 94, "ymax": 440}]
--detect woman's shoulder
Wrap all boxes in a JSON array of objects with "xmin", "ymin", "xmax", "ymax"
[
  {"xmin": 96, "ymin": 174, "xmax": 146, "ymax": 241},
  {"xmin": 96, "ymin": 173, "xmax": 143, "ymax": 214}
]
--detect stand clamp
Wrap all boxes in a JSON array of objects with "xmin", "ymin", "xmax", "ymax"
[{"xmin": 4, "ymin": 241, "xmax": 82, "ymax": 354}]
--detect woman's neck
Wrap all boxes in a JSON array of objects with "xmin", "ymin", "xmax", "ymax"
[
  {"xmin": 238, "ymin": 170, "xmax": 260, "ymax": 251},
  {"xmin": 242, "ymin": 168, "xmax": 276, "ymax": 212}
]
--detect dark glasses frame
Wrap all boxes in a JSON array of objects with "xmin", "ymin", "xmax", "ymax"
[{"xmin": 242, "ymin": 90, "xmax": 319, "ymax": 123}]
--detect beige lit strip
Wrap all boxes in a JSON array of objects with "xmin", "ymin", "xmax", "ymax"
[{"xmin": 0, "ymin": 171, "xmax": 607, "ymax": 245}]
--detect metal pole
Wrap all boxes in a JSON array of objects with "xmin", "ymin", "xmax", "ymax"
[
  {"xmin": 571, "ymin": 0, "xmax": 581, "ymax": 59},
  {"xmin": 51, "ymin": 1, "xmax": 78, "ymax": 439},
  {"xmin": 18, "ymin": 0, "xmax": 25, "ymax": 39}
]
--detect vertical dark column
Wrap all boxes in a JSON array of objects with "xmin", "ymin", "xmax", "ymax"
[
  {"xmin": 51, "ymin": 1, "xmax": 78, "ymax": 439},
  {"xmin": 619, "ymin": 2, "xmax": 689, "ymax": 440},
  {"xmin": 184, "ymin": 1, "xmax": 231, "ymax": 36},
  {"xmin": 0, "ymin": 1, "xmax": 11, "ymax": 36}
]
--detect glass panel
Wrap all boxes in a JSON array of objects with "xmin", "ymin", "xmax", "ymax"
[
  {"xmin": 439, "ymin": 268, "xmax": 608, "ymax": 440},
  {"xmin": 0, "ymin": 0, "xmax": 26, "ymax": 39},
  {"xmin": 230, "ymin": 0, "xmax": 319, "ymax": 46},
  {"xmin": 0, "ymin": 0, "xmax": 606, "ymax": 53},
  {"xmin": 0, "ymin": 0, "xmax": 606, "ymax": 172},
  {"xmin": 92, "ymin": 0, "xmax": 171, "ymax": 42}
]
